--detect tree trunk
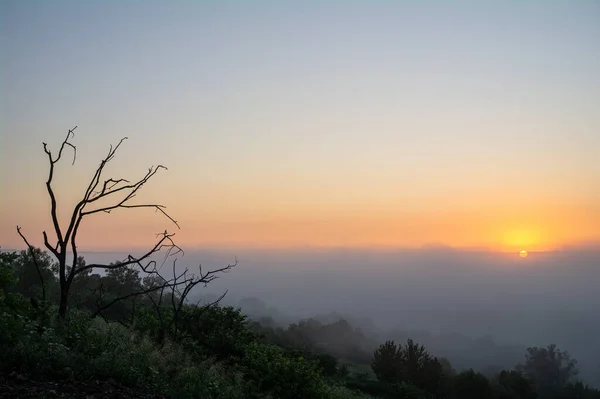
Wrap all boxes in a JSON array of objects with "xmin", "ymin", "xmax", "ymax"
[{"xmin": 58, "ymin": 287, "xmax": 68, "ymax": 319}]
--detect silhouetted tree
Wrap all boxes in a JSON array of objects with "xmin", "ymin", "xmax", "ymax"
[
  {"xmin": 0, "ymin": 249, "xmax": 20, "ymax": 296},
  {"xmin": 399, "ymin": 338, "xmax": 444, "ymax": 392},
  {"xmin": 453, "ymin": 369, "xmax": 493, "ymax": 399},
  {"xmin": 313, "ymin": 353, "xmax": 339, "ymax": 377},
  {"xmin": 9, "ymin": 246, "xmax": 58, "ymax": 302},
  {"xmin": 69, "ymin": 256, "xmax": 98, "ymax": 310},
  {"xmin": 372, "ymin": 340, "xmax": 402, "ymax": 382},
  {"xmin": 439, "ymin": 357, "xmax": 456, "ymax": 377},
  {"xmin": 16, "ymin": 127, "xmax": 236, "ymax": 319},
  {"xmin": 496, "ymin": 370, "xmax": 538, "ymax": 399},
  {"xmin": 557, "ymin": 381, "xmax": 600, "ymax": 399},
  {"xmin": 372, "ymin": 338, "xmax": 444, "ymax": 394},
  {"xmin": 177, "ymin": 305, "xmax": 257, "ymax": 360},
  {"xmin": 516, "ymin": 344, "xmax": 578, "ymax": 395}
]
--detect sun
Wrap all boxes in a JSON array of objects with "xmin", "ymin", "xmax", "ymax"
[{"xmin": 519, "ymin": 250, "xmax": 528, "ymax": 258}]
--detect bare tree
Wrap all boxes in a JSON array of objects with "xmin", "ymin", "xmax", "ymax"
[
  {"xmin": 16, "ymin": 127, "xmax": 235, "ymax": 319},
  {"xmin": 140, "ymin": 258, "xmax": 235, "ymax": 344}
]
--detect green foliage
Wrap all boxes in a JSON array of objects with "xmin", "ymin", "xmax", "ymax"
[
  {"xmin": 0, "ymin": 250, "xmax": 19, "ymax": 290},
  {"xmin": 99, "ymin": 264, "xmax": 142, "ymax": 322},
  {"xmin": 237, "ymin": 342, "xmax": 331, "ymax": 398},
  {"xmin": 0, "ymin": 251, "xmax": 39, "ymax": 316},
  {"xmin": 178, "ymin": 305, "xmax": 258, "ymax": 360},
  {"xmin": 316, "ymin": 353, "xmax": 340, "ymax": 377},
  {"xmin": 1, "ymin": 248, "xmax": 56, "ymax": 301},
  {"xmin": 0, "ymin": 302, "xmax": 245, "ymax": 398}
]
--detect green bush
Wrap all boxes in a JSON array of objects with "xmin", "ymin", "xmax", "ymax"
[
  {"xmin": 0, "ymin": 303, "xmax": 244, "ymax": 398},
  {"xmin": 238, "ymin": 342, "xmax": 330, "ymax": 398}
]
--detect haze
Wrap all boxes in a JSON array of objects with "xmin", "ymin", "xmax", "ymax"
[
  {"xmin": 74, "ymin": 247, "xmax": 600, "ymax": 386},
  {"xmin": 1, "ymin": 0, "xmax": 599, "ymax": 390}
]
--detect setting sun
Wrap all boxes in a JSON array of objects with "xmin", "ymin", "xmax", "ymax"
[
  {"xmin": 520, "ymin": 250, "xmax": 528, "ymax": 258},
  {"xmin": 500, "ymin": 228, "xmax": 543, "ymax": 253}
]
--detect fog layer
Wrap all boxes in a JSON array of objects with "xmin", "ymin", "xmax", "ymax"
[{"xmin": 81, "ymin": 247, "xmax": 600, "ymax": 386}]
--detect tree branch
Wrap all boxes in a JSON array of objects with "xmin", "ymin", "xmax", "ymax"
[
  {"xmin": 41, "ymin": 126, "xmax": 77, "ymax": 248},
  {"xmin": 16, "ymin": 226, "xmax": 47, "ymax": 302},
  {"xmin": 74, "ymin": 231, "xmax": 182, "ymax": 278},
  {"xmin": 24, "ymin": 127, "xmax": 195, "ymax": 320},
  {"xmin": 91, "ymin": 273, "xmax": 193, "ymax": 319}
]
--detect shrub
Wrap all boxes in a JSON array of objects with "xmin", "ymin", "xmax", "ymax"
[{"xmin": 238, "ymin": 342, "xmax": 330, "ymax": 398}]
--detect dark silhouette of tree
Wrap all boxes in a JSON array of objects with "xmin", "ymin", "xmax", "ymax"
[
  {"xmin": 313, "ymin": 353, "xmax": 338, "ymax": 377},
  {"xmin": 453, "ymin": 369, "xmax": 493, "ymax": 399},
  {"xmin": 0, "ymin": 249, "xmax": 21, "ymax": 299},
  {"xmin": 68, "ymin": 255, "xmax": 98, "ymax": 310},
  {"xmin": 15, "ymin": 229, "xmax": 57, "ymax": 303},
  {"xmin": 9, "ymin": 246, "xmax": 57, "ymax": 302},
  {"xmin": 558, "ymin": 381, "xmax": 600, "ymax": 399},
  {"xmin": 496, "ymin": 370, "xmax": 538, "ymax": 399},
  {"xmin": 16, "ymin": 127, "xmax": 235, "ymax": 319},
  {"xmin": 371, "ymin": 340, "xmax": 402, "ymax": 382},
  {"xmin": 371, "ymin": 338, "xmax": 444, "ymax": 394},
  {"xmin": 174, "ymin": 304, "xmax": 257, "ymax": 360},
  {"xmin": 399, "ymin": 338, "xmax": 444, "ymax": 392},
  {"xmin": 139, "ymin": 258, "xmax": 236, "ymax": 344},
  {"xmin": 439, "ymin": 356, "xmax": 456, "ymax": 377},
  {"xmin": 516, "ymin": 344, "xmax": 579, "ymax": 395}
]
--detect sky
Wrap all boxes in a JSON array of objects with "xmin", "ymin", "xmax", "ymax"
[{"xmin": 1, "ymin": 1, "xmax": 599, "ymax": 252}]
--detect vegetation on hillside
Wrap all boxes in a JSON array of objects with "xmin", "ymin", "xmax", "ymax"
[{"xmin": 2, "ymin": 248, "xmax": 600, "ymax": 398}]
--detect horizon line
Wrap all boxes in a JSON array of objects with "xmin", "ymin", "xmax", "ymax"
[{"xmin": 3, "ymin": 243, "xmax": 599, "ymax": 255}]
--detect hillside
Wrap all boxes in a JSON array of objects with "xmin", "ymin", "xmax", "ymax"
[{"xmin": 2, "ymin": 248, "xmax": 599, "ymax": 399}]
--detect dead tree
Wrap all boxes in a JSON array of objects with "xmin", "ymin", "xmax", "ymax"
[
  {"xmin": 167, "ymin": 258, "xmax": 235, "ymax": 342},
  {"xmin": 16, "ymin": 127, "xmax": 234, "ymax": 319},
  {"xmin": 134, "ymin": 257, "xmax": 236, "ymax": 344}
]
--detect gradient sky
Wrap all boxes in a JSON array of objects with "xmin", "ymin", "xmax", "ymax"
[{"xmin": 1, "ymin": 1, "xmax": 599, "ymax": 252}]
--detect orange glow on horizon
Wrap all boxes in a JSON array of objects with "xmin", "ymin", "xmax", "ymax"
[
  {"xmin": 1, "ymin": 169, "xmax": 598, "ymax": 253},
  {"xmin": 47, "ymin": 207, "xmax": 596, "ymax": 253}
]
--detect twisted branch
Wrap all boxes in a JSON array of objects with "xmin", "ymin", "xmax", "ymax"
[
  {"xmin": 16, "ymin": 226, "xmax": 47, "ymax": 302},
  {"xmin": 29, "ymin": 127, "xmax": 182, "ymax": 318}
]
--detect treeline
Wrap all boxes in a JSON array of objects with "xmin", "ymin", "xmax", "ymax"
[
  {"xmin": 246, "ymin": 311, "xmax": 600, "ymax": 398},
  {"xmin": 234, "ymin": 296, "xmax": 528, "ymax": 374},
  {"xmin": 2, "ymin": 247, "xmax": 600, "ymax": 399}
]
